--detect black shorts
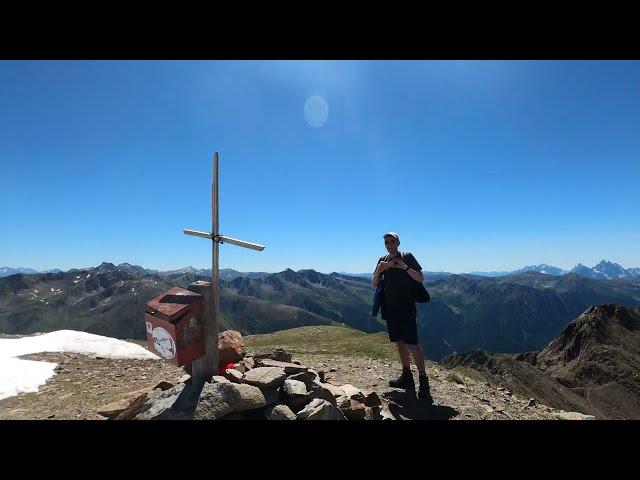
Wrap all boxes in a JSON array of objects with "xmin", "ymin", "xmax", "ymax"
[{"xmin": 385, "ymin": 313, "xmax": 419, "ymax": 345}]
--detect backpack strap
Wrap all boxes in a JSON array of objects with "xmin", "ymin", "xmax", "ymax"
[{"xmin": 383, "ymin": 252, "xmax": 404, "ymax": 260}]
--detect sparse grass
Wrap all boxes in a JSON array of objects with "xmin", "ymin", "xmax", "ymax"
[
  {"xmin": 129, "ymin": 325, "xmax": 398, "ymax": 360},
  {"xmin": 244, "ymin": 325, "xmax": 397, "ymax": 361},
  {"xmin": 445, "ymin": 372, "xmax": 465, "ymax": 384},
  {"xmin": 449, "ymin": 366, "xmax": 487, "ymax": 384}
]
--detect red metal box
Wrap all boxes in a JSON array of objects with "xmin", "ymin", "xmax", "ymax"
[{"xmin": 144, "ymin": 287, "xmax": 205, "ymax": 366}]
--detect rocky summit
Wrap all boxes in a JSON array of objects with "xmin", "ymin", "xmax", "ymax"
[
  {"xmin": 116, "ymin": 337, "xmax": 387, "ymax": 421},
  {"xmin": 0, "ymin": 322, "xmax": 627, "ymax": 420}
]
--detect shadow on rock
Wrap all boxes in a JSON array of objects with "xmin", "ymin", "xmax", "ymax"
[
  {"xmin": 145, "ymin": 381, "xmax": 205, "ymax": 420},
  {"xmin": 169, "ymin": 381, "xmax": 206, "ymax": 419},
  {"xmin": 382, "ymin": 390, "xmax": 459, "ymax": 420}
]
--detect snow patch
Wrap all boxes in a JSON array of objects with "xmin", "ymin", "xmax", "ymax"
[{"xmin": 0, "ymin": 330, "xmax": 159, "ymax": 400}]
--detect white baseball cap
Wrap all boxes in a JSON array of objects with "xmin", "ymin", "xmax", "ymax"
[{"xmin": 383, "ymin": 232, "xmax": 400, "ymax": 245}]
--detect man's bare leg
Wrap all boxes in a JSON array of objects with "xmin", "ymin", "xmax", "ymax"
[
  {"xmin": 396, "ymin": 341, "xmax": 411, "ymax": 367},
  {"xmin": 408, "ymin": 343, "xmax": 426, "ymax": 374}
]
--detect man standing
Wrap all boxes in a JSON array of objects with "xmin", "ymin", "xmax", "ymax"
[{"xmin": 372, "ymin": 232, "xmax": 434, "ymax": 404}]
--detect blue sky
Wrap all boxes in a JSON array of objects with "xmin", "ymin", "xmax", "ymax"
[{"xmin": 1, "ymin": 60, "xmax": 638, "ymax": 274}]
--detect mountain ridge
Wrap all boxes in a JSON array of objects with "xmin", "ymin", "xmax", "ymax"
[
  {"xmin": 2, "ymin": 263, "xmax": 640, "ymax": 363},
  {"xmin": 4, "ymin": 258, "xmax": 639, "ymax": 280},
  {"xmin": 441, "ymin": 303, "xmax": 640, "ymax": 419}
]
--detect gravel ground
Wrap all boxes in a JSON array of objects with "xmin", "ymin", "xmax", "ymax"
[
  {"xmin": 277, "ymin": 352, "xmax": 561, "ymax": 420},
  {"xmin": 0, "ymin": 347, "xmax": 562, "ymax": 420}
]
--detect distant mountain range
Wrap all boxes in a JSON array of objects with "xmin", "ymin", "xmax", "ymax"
[
  {"xmin": 470, "ymin": 263, "xmax": 566, "ymax": 277},
  {"xmin": 0, "ymin": 264, "xmax": 270, "ymax": 280},
  {"xmin": 470, "ymin": 260, "xmax": 640, "ymax": 280},
  {"xmin": 4, "ymin": 259, "xmax": 638, "ymax": 280},
  {"xmin": 0, "ymin": 267, "xmax": 63, "ymax": 276},
  {"xmin": 1, "ymin": 261, "xmax": 639, "ymax": 363}
]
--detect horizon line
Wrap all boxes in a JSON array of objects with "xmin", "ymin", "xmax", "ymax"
[{"xmin": 2, "ymin": 258, "xmax": 639, "ymax": 276}]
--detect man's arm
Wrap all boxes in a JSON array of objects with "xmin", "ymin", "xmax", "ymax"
[
  {"xmin": 407, "ymin": 266, "xmax": 424, "ymax": 283},
  {"xmin": 406, "ymin": 254, "xmax": 424, "ymax": 282},
  {"xmin": 372, "ymin": 259, "xmax": 387, "ymax": 287}
]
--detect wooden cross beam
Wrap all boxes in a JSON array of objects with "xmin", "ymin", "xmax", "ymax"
[{"xmin": 183, "ymin": 152, "xmax": 265, "ymax": 385}]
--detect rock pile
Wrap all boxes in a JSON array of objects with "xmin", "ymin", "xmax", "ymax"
[{"xmin": 105, "ymin": 333, "xmax": 388, "ymax": 420}]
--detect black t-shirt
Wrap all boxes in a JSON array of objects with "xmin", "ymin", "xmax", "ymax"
[{"xmin": 374, "ymin": 252, "xmax": 423, "ymax": 317}]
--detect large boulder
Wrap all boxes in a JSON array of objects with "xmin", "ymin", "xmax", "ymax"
[
  {"xmin": 211, "ymin": 375, "xmax": 231, "ymax": 384},
  {"xmin": 308, "ymin": 383, "xmax": 338, "ymax": 407},
  {"xmin": 287, "ymin": 381, "xmax": 338, "ymax": 413},
  {"xmin": 153, "ymin": 381, "xmax": 174, "ymax": 391},
  {"xmin": 254, "ymin": 348, "xmax": 292, "ymax": 363},
  {"xmin": 297, "ymin": 398, "xmax": 347, "ymax": 420},
  {"xmin": 135, "ymin": 383, "xmax": 196, "ymax": 420},
  {"xmin": 98, "ymin": 399, "xmax": 133, "ymax": 419},
  {"xmin": 232, "ymin": 363, "xmax": 246, "ymax": 374},
  {"xmin": 99, "ymin": 387, "xmax": 156, "ymax": 419},
  {"xmin": 223, "ymin": 369, "xmax": 244, "ymax": 383},
  {"xmin": 312, "ymin": 381, "xmax": 344, "ymax": 399},
  {"xmin": 254, "ymin": 358, "xmax": 308, "ymax": 375},
  {"xmin": 288, "ymin": 370, "xmax": 320, "ymax": 387},
  {"xmin": 194, "ymin": 382, "xmax": 278, "ymax": 420},
  {"xmin": 242, "ymin": 367, "xmax": 287, "ymax": 389},
  {"xmin": 265, "ymin": 404, "xmax": 297, "ymax": 420},
  {"xmin": 239, "ymin": 356, "xmax": 255, "ymax": 371},
  {"xmin": 340, "ymin": 384, "xmax": 366, "ymax": 403},
  {"xmin": 337, "ymin": 396, "xmax": 367, "ymax": 421},
  {"xmin": 218, "ymin": 330, "xmax": 245, "ymax": 365},
  {"xmin": 114, "ymin": 392, "xmax": 157, "ymax": 420},
  {"xmin": 283, "ymin": 379, "xmax": 307, "ymax": 397}
]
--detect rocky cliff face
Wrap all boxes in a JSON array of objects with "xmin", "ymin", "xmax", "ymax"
[
  {"xmin": 532, "ymin": 304, "xmax": 640, "ymax": 419},
  {"xmin": 442, "ymin": 304, "xmax": 640, "ymax": 419}
]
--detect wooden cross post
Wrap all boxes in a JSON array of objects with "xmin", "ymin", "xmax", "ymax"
[{"xmin": 184, "ymin": 152, "xmax": 265, "ymax": 385}]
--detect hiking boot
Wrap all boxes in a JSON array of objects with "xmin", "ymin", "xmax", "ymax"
[
  {"xmin": 418, "ymin": 374, "xmax": 434, "ymax": 404},
  {"xmin": 388, "ymin": 368, "xmax": 415, "ymax": 390}
]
